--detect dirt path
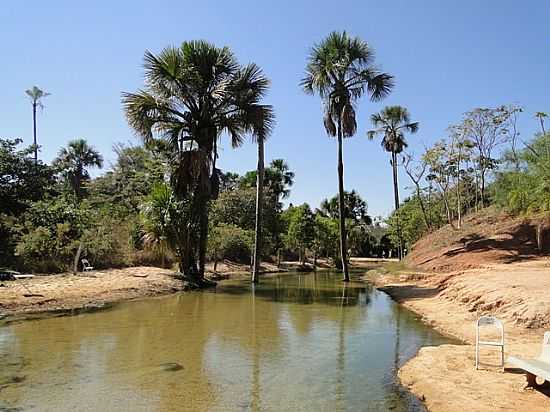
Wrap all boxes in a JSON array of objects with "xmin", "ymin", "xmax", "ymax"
[{"xmin": 368, "ymin": 257, "xmax": 550, "ymax": 411}]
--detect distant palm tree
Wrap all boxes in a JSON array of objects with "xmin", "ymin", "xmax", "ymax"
[
  {"xmin": 251, "ymin": 111, "xmax": 275, "ymax": 283},
  {"xmin": 368, "ymin": 106, "xmax": 419, "ymax": 258},
  {"xmin": 269, "ymin": 159, "xmax": 294, "ymax": 200},
  {"xmin": 535, "ymin": 112, "xmax": 547, "ymax": 134},
  {"xmin": 53, "ymin": 139, "xmax": 103, "ymax": 198},
  {"xmin": 301, "ymin": 31, "xmax": 393, "ymax": 281},
  {"xmin": 25, "ymin": 86, "xmax": 51, "ymax": 164}
]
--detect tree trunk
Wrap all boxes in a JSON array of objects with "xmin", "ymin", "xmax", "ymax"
[
  {"xmin": 32, "ymin": 102, "xmax": 37, "ymax": 164},
  {"xmin": 415, "ymin": 184, "xmax": 431, "ymax": 231},
  {"xmin": 252, "ymin": 138, "xmax": 265, "ymax": 283},
  {"xmin": 73, "ymin": 243, "xmax": 83, "ymax": 275},
  {"xmin": 456, "ymin": 152, "xmax": 462, "ymax": 229},
  {"xmin": 198, "ymin": 194, "xmax": 208, "ymax": 279},
  {"xmin": 480, "ymin": 168, "xmax": 486, "ymax": 208},
  {"xmin": 313, "ymin": 249, "xmax": 317, "ymax": 271},
  {"xmin": 336, "ymin": 122, "xmax": 349, "ymax": 282},
  {"xmin": 391, "ymin": 151, "xmax": 403, "ymax": 259}
]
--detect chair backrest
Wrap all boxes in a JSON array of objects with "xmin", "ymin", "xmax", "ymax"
[
  {"xmin": 476, "ymin": 316, "xmax": 504, "ymax": 343},
  {"xmin": 541, "ymin": 332, "xmax": 550, "ymax": 361},
  {"xmin": 81, "ymin": 259, "xmax": 90, "ymax": 267}
]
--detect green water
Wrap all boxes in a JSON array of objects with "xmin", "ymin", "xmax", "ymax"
[{"xmin": 0, "ymin": 271, "xmax": 453, "ymax": 411}]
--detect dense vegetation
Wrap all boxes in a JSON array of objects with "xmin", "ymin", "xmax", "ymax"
[
  {"xmin": 387, "ymin": 106, "xmax": 550, "ymax": 252},
  {"xmin": 2, "ymin": 34, "xmax": 548, "ymax": 279},
  {"xmin": 0, "ymin": 136, "xmax": 391, "ymax": 273}
]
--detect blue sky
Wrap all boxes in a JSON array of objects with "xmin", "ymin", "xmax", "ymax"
[{"xmin": 2, "ymin": 1, "xmax": 549, "ymax": 217}]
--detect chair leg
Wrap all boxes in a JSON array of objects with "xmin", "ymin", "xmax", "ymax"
[
  {"xmin": 475, "ymin": 344, "xmax": 479, "ymax": 370},
  {"xmin": 501, "ymin": 346, "xmax": 504, "ymax": 371},
  {"xmin": 526, "ymin": 373, "xmax": 537, "ymax": 388}
]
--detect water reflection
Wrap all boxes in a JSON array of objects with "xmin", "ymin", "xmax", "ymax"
[{"xmin": 0, "ymin": 271, "xmax": 453, "ymax": 411}]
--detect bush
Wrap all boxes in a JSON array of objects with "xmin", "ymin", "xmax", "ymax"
[{"xmin": 207, "ymin": 224, "xmax": 254, "ymax": 264}]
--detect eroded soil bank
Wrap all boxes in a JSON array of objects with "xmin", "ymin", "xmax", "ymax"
[{"xmin": 368, "ymin": 257, "xmax": 550, "ymax": 412}]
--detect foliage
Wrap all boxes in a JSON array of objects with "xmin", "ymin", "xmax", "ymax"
[
  {"xmin": 207, "ymin": 224, "xmax": 254, "ymax": 264},
  {"xmin": 318, "ymin": 190, "xmax": 371, "ymax": 224},
  {"xmin": 53, "ymin": 138, "xmax": 103, "ymax": 198},
  {"xmin": 282, "ymin": 204, "xmax": 315, "ymax": 263},
  {"xmin": 122, "ymin": 40, "xmax": 274, "ymax": 277},
  {"xmin": 493, "ymin": 133, "xmax": 550, "ymax": 213},
  {"xmin": 0, "ymin": 138, "xmax": 56, "ymax": 216},
  {"xmin": 15, "ymin": 197, "xmax": 90, "ymax": 272},
  {"xmin": 88, "ymin": 144, "xmax": 165, "ymax": 216},
  {"xmin": 240, "ymin": 158, "xmax": 295, "ymax": 202}
]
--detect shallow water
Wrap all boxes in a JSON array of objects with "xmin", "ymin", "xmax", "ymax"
[{"xmin": 0, "ymin": 271, "xmax": 453, "ymax": 411}]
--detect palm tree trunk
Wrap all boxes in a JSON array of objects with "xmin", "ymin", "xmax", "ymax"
[
  {"xmin": 337, "ymin": 122, "xmax": 350, "ymax": 282},
  {"xmin": 252, "ymin": 138, "xmax": 265, "ymax": 283},
  {"xmin": 391, "ymin": 151, "xmax": 403, "ymax": 259},
  {"xmin": 198, "ymin": 194, "xmax": 208, "ymax": 279},
  {"xmin": 32, "ymin": 102, "xmax": 37, "ymax": 164}
]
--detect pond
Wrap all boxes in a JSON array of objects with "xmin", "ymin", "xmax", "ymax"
[{"xmin": 0, "ymin": 271, "xmax": 453, "ymax": 411}]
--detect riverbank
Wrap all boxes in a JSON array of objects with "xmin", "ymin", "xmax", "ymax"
[
  {"xmin": 366, "ymin": 257, "xmax": 550, "ymax": 411},
  {"xmin": 0, "ymin": 260, "xmax": 335, "ymax": 320}
]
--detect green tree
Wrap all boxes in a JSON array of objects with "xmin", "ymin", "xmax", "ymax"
[
  {"xmin": 368, "ymin": 106, "xmax": 419, "ymax": 258},
  {"xmin": 88, "ymin": 144, "xmax": 165, "ymax": 216},
  {"xmin": 53, "ymin": 139, "xmax": 103, "ymax": 199},
  {"xmin": 123, "ymin": 41, "xmax": 274, "ymax": 279},
  {"xmin": 0, "ymin": 138, "xmax": 56, "ymax": 216},
  {"xmin": 208, "ymin": 224, "xmax": 254, "ymax": 271},
  {"xmin": 301, "ymin": 31, "xmax": 393, "ymax": 280},
  {"xmin": 25, "ymin": 86, "xmax": 51, "ymax": 164},
  {"xmin": 319, "ymin": 190, "xmax": 371, "ymax": 224},
  {"xmin": 282, "ymin": 204, "xmax": 315, "ymax": 264}
]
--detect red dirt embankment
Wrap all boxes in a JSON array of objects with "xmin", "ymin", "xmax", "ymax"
[
  {"xmin": 405, "ymin": 207, "xmax": 549, "ymax": 273},
  {"xmin": 369, "ymin": 208, "xmax": 550, "ymax": 411}
]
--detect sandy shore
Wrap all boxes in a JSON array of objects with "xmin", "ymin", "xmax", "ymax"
[
  {"xmin": 0, "ymin": 260, "xmax": 329, "ymax": 321},
  {"xmin": 367, "ymin": 257, "xmax": 550, "ymax": 411},
  {"xmin": 0, "ymin": 267, "xmax": 184, "ymax": 321}
]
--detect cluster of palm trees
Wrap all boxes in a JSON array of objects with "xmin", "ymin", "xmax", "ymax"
[
  {"xmin": 121, "ymin": 32, "xmax": 419, "ymax": 283},
  {"xmin": 122, "ymin": 41, "xmax": 274, "ymax": 281}
]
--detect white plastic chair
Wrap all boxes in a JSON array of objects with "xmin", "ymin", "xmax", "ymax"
[
  {"xmin": 81, "ymin": 259, "xmax": 94, "ymax": 271},
  {"xmin": 475, "ymin": 316, "xmax": 504, "ymax": 370}
]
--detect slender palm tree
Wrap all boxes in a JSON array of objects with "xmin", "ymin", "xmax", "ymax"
[
  {"xmin": 368, "ymin": 106, "xmax": 418, "ymax": 258},
  {"xmin": 25, "ymin": 86, "xmax": 51, "ymax": 164},
  {"xmin": 53, "ymin": 138, "xmax": 103, "ymax": 198},
  {"xmin": 535, "ymin": 112, "xmax": 547, "ymax": 134},
  {"xmin": 251, "ymin": 134, "xmax": 266, "ymax": 283},
  {"xmin": 269, "ymin": 158, "xmax": 294, "ymax": 200},
  {"xmin": 301, "ymin": 31, "xmax": 393, "ymax": 281},
  {"xmin": 122, "ymin": 41, "xmax": 274, "ymax": 279}
]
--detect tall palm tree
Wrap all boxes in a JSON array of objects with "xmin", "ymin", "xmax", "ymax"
[
  {"xmin": 25, "ymin": 86, "xmax": 51, "ymax": 164},
  {"xmin": 53, "ymin": 138, "xmax": 103, "ymax": 198},
  {"xmin": 122, "ymin": 41, "xmax": 274, "ymax": 279},
  {"xmin": 251, "ymin": 133, "xmax": 266, "ymax": 283},
  {"xmin": 368, "ymin": 106, "xmax": 418, "ymax": 258},
  {"xmin": 301, "ymin": 31, "xmax": 393, "ymax": 281}
]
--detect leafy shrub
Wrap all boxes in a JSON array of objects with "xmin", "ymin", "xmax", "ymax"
[{"xmin": 207, "ymin": 224, "xmax": 253, "ymax": 263}]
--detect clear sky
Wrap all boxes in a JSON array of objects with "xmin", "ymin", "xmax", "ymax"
[{"xmin": 2, "ymin": 1, "xmax": 549, "ymax": 217}]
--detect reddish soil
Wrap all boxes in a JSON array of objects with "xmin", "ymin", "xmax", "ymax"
[{"xmin": 405, "ymin": 207, "xmax": 549, "ymax": 273}]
